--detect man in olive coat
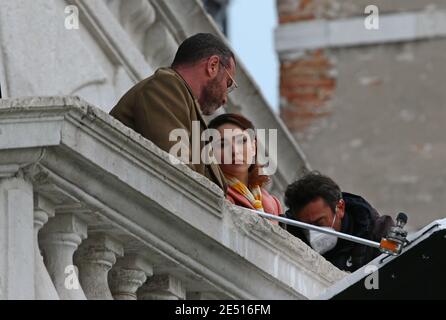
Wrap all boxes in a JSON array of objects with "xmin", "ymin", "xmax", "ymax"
[{"xmin": 110, "ymin": 33, "xmax": 238, "ymax": 192}]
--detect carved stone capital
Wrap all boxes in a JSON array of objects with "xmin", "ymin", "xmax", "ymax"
[
  {"xmin": 74, "ymin": 233, "xmax": 123, "ymax": 300},
  {"xmin": 108, "ymin": 254, "xmax": 153, "ymax": 300},
  {"xmin": 34, "ymin": 194, "xmax": 59, "ymax": 300}
]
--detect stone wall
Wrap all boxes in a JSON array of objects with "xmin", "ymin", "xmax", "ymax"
[{"xmin": 276, "ymin": 0, "xmax": 446, "ymax": 230}]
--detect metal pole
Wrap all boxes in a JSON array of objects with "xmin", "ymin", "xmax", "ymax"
[{"xmin": 244, "ymin": 208, "xmax": 381, "ymax": 249}]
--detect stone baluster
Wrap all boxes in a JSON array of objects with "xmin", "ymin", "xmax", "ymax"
[
  {"xmin": 137, "ymin": 274, "xmax": 186, "ymax": 300},
  {"xmin": 33, "ymin": 194, "xmax": 59, "ymax": 300},
  {"xmin": 74, "ymin": 233, "xmax": 123, "ymax": 300},
  {"xmin": 39, "ymin": 213, "xmax": 88, "ymax": 300},
  {"xmin": 108, "ymin": 254, "xmax": 153, "ymax": 300}
]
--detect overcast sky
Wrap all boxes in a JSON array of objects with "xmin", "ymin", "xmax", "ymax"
[{"xmin": 228, "ymin": 0, "xmax": 279, "ymax": 112}]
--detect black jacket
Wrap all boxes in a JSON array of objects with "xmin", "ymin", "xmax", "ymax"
[{"xmin": 284, "ymin": 192, "xmax": 394, "ymax": 272}]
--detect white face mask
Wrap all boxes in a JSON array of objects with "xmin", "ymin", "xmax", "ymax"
[{"xmin": 305, "ymin": 210, "xmax": 338, "ymax": 255}]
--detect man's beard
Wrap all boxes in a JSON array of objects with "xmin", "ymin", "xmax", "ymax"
[{"xmin": 200, "ymin": 76, "xmax": 224, "ymax": 115}]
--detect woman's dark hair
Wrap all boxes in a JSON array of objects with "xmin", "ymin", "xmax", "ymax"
[
  {"xmin": 208, "ymin": 113, "xmax": 269, "ymax": 188},
  {"xmin": 284, "ymin": 171, "xmax": 342, "ymax": 217},
  {"xmin": 171, "ymin": 33, "xmax": 235, "ymax": 68}
]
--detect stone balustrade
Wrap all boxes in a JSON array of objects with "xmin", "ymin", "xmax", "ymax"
[{"xmin": 0, "ymin": 97, "xmax": 346, "ymax": 300}]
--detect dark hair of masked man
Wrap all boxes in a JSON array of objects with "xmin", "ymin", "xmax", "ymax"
[{"xmin": 284, "ymin": 171, "xmax": 394, "ymax": 272}]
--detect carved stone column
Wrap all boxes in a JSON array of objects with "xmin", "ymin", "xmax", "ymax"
[
  {"xmin": 39, "ymin": 213, "xmax": 88, "ymax": 300},
  {"xmin": 34, "ymin": 194, "xmax": 59, "ymax": 300},
  {"xmin": 108, "ymin": 254, "xmax": 153, "ymax": 300},
  {"xmin": 74, "ymin": 233, "xmax": 123, "ymax": 300},
  {"xmin": 138, "ymin": 274, "xmax": 186, "ymax": 300},
  {"xmin": 0, "ymin": 174, "xmax": 35, "ymax": 299}
]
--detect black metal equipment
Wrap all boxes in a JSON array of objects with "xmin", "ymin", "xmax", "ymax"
[{"xmin": 317, "ymin": 218, "xmax": 446, "ymax": 300}]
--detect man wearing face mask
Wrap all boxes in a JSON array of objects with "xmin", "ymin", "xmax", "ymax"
[{"xmin": 284, "ymin": 171, "xmax": 394, "ymax": 272}]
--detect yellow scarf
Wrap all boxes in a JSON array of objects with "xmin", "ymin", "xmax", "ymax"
[{"xmin": 226, "ymin": 176, "xmax": 264, "ymax": 212}]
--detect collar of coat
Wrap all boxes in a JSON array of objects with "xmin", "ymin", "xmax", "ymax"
[{"xmin": 167, "ymin": 67, "xmax": 228, "ymax": 193}]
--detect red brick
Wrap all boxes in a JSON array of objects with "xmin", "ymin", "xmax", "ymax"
[
  {"xmin": 279, "ymin": 14, "xmax": 315, "ymax": 24},
  {"xmin": 280, "ymin": 78, "xmax": 336, "ymax": 88},
  {"xmin": 278, "ymin": 0, "xmax": 316, "ymax": 24},
  {"xmin": 279, "ymin": 51, "xmax": 336, "ymax": 134},
  {"xmin": 277, "ymin": 1, "xmax": 337, "ymax": 135}
]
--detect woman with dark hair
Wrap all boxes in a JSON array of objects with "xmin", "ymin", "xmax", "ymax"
[{"xmin": 208, "ymin": 113, "xmax": 282, "ymax": 221}]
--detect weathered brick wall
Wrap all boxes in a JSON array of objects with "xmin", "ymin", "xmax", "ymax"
[
  {"xmin": 278, "ymin": 0, "xmax": 336, "ymax": 138},
  {"xmin": 276, "ymin": 0, "xmax": 446, "ymax": 230},
  {"xmin": 279, "ymin": 49, "xmax": 335, "ymax": 134},
  {"xmin": 277, "ymin": 0, "xmax": 438, "ymax": 139},
  {"xmin": 278, "ymin": 0, "xmax": 316, "ymax": 23},
  {"xmin": 277, "ymin": 0, "xmax": 338, "ymax": 23}
]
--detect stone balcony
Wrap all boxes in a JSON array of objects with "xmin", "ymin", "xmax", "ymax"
[{"xmin": 0, "ymin": 96, "xmax": 346, "ymax": 300}]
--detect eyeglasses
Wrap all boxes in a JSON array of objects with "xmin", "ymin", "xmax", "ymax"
[{"xmin": 220, "ymin": 62, "xmax": 238, "ymax": 93}]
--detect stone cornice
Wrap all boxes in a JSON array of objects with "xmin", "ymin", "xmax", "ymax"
[
  {"xmin": 0, "ymin": 97, "xmax": 345, "ymax": 299},
  {"xmin": 276, "ymin": 9, "xmax": 446, "ymax": 58}
]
